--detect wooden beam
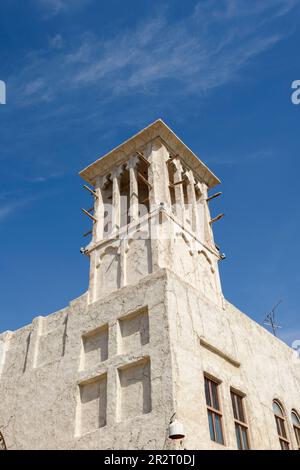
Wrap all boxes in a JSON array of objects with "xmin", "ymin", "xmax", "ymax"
[
  {"xmin": 137, "ymin": 172, "xmax": 152, "ymax": 189},
  {"xmin": 199, "ymin": 338, "xmax": 240, "ymax": 368},
  {"xmin": 209, "ymin": 213, "xmax": 224, "ymax": 225},
  {"xmin": 83, "ymin": 230, "xmax": 93, "ymax": 237},
  {"xmin": 136, "ymin": 151, "xmax": 150, "ymax": 167},
  {"xmin": 83, "ymin": 185, "xmax": 98, "ymax": 198},
  {"xmin": 206, "ymin": 191, "xmax": 222, "ymax": 202},
  {"xmin": 141, "ymin": 197, "xmax": 149, "ymax": 204},
  {"xmin": 81, "ymin": 208, "xmax": 97, "ymax": 223},
  {"xmin": 169, "ymin": 180, "xmax": 184, "ymax": 188}
]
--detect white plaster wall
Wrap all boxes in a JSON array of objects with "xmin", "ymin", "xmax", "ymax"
[
  {"xmin": 0, "ymin": 269, "xmax": 299, "ymax": 450},
  {"xmin": 0, "ymin": 272, "xmax": 175, "ymax": 450},
  {"xmin": 166, "ymin": 270, "xmax": 300, "ymax": 450}
]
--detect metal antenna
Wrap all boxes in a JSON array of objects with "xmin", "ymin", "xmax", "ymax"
[{"xmin": 263, "ymin": 300, "xmax": 283, "ymax": 337}]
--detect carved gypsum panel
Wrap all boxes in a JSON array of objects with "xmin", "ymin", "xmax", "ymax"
[
  {"xmin": 81, "ymin": 325, "xmax": 108, "ymax": 370},
  {"xmin": 97, "ymin": 246, "xmax": 121, "ymax": 298},
  {"xmin": 118, "ymin": 308, "xmax": 149, "ymax": 354},
  {"xmin": 126, "ymin": 233, "xmax": 152, "ymax": 285},
  {"xmin": 79, "ymin": 374, "xmax": 107, "ymax": 435},
  {"xmin": 117, "ymin": 357, "xmax": 151, "ymax": 421}
]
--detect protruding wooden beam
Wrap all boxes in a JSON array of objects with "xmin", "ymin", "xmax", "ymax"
[
  {"xmin": 209, "ymin": 213, "xmax": 224, "ymax": 225},
  {"xmin": 81, "ymin": 208, "xmax": 97, "ymax": 222},
  {"xmin": 83, "ymin": 230, "xmax": 93, "ymax": 237},
  {"xmin": 206, "ymin": 191, "xmax": 222, "ymax": 202},
  {"xmin": 137, "ymin": 172, "xmax": 152, "ymax": 189},
  {"xmin": 169, "ymin": 180, "xmax": 185, "ymax": 188},
  {"xmin": 136, "ymin": 151, "xmax": 150, "ymax": 167},
  {"xmin": 83, "ymin": 184, "xmax": 98, "ymax": 198}
]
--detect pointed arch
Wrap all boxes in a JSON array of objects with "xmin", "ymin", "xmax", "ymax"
[{"xmin": 96, "ymin": 245, "xmax": 121, "ymax": 297}]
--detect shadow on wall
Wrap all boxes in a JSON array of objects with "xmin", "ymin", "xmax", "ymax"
[{"xmin": 0, "ymin": 431, "xmax": 6, "ymax": 450}]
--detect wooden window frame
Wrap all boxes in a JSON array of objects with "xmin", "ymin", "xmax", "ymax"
[
  {"xmin": 291, "ymin": 410, "xmax": 300, "ymax": 450},
  {"xmin": 204, "ymin": 374, "xmax": 225, "ymax": 445},
  {"xmin": 273, "ymin": 400, "xmax": 290, "ymax": 450},
  {"xmin": 230, "ymin": 389, "xmax": 250, "ymax": 450}
]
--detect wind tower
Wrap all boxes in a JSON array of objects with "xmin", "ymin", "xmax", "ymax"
[{"xmin": 80, "ymin": 119, "xmax": 224, "ymax": 308}]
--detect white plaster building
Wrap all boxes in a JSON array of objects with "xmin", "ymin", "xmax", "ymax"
[{"xmin": 0, "ymin": 119, "xmax": 300, "ymax": 450}]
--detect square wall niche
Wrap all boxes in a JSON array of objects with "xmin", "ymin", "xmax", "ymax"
[
  {"xmin": 79, "ymin": 374, "xmax": 107, "ymax": 435},
  {"xmin": 117, "ymin": 357, "xmax": 151, "ymax": 422},
  {"xmin": 81, "ymin": 324, "xmax": 108, "ymax": 370},
  {"xmin": 118, "ymin": 308, "xmax": 149, "ymax": 354}
]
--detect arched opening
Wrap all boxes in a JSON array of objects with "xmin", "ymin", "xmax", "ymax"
[
  {"xmin": 273, "ymin": 400, "xmax": 290, "ymax": 450},
  {"xmin": 291, "ymin": 410, "xmax": 300, "ymax": 449},
  {"xmin": 0, "ymin": 431, "xmax": 6, "ymax": 450},
  {"xmin": 102, "ymin": 175, "xmax": 113, "ymax": 238},
  {"xmin": 137, "ymin": 157, "xmax": 150, "ymax": 218},
  {"xmin": 167, "ymin": 161, "xmax": 176, "ymax": 216},
  {"xmin": 120, "ymin": 166, "xmax": 130, "ymax": 228},
  {"xmin": 182, "ymin": 178, "xmax": 191, "ymax": 229}
]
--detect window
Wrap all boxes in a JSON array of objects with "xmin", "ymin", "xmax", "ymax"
[
  {"xmin": 204, "ymin": 375, "xmax": 225, "ymax": 445},
  {"xmin": 231, "ymin": 390, "xmax": 250, "ymax": 450},
  {"xmin": 291, "ymin": 410, "xmax": 300, "ymax": 449},
  {"xmin": 273, "ymin": 400, "xmax": 289, "ymax": 450}
]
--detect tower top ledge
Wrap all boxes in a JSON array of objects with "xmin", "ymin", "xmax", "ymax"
[{"xmin": 79, "ymin": 119, "xmax": 220, "ymax": 189}]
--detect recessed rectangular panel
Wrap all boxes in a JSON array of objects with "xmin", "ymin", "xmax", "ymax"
[
  {"xmin": 118, "ymin": 358, "xmax": 151, "ymax": 421},
  {"xmin": 118, "ymin": 308, "xmax": 149, "ymax": 354},
  {"xmin": 81, "ymin": 325, "xmax": 108, "ymax": 370},
  {"xmin": 79, "ymin": 374, "xmax": 107, "ymax": 435}
]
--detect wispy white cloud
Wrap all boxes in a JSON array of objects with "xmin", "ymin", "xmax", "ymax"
[
  {"xmin": 0, "ymin": 182, "xmax": 61, "ymax": 221},
  {"xmin": 206, "ymin": 149, "xmax": 274, "ymax": 166},
  {"xmin": 195, "ymin": 0, "xmax": 299, "ymax": 20},
  {"xmin": 38, "ymin": 0, "xmax": 64, "ymax": 13},
  {"xmin": 49, "ymin": 34, "xmax": 64, "ymax": 50},
  {"xmin": 23, "ymin": 172, "xmax": 65, "ymax": 183},
  {"xmin": 0, "ymin": 200, "xmax": 29, "ymax": 221},
  {"xmin": 23, "ymin": 78, "xmax": 45, "ymax": 98},
  {"xmin": 35, "ymin": 0, "xmax": 90, "ymax": 15},
  {"xmin": 279, "ymin": 328, "xmax": 300, "ymax": 346},
  {"xmin": 12, "ymin": 0, "xmax": 300, "ymax": 107},
  {"xmin": 0, "ymin": 187, "xmax": 42, "ymax": 222}
]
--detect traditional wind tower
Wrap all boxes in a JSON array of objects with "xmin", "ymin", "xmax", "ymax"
[{"xmin": 80, "ymin": 119, "xmax": 224, "ymax": 308}]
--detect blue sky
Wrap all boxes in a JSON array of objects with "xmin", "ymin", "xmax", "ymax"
[{"xmin": 0, "ymin": 0, "xmax": 300, "ymax": 346}]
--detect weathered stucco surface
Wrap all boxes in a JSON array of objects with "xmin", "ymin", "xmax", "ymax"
[
  {"xmin": 166, "ymin": 271, "xmax": 300, "ymax": 450},
  {"xmin": 0, "ymin": 120, "xmax": 299, "ymax": 450},
  {"xmin": 0, "ymin": 271, "xmax": 175, "ymax": 450},
  {"xmin": 1, "ymin": 268, "xmax": 299, "ymax": 450}
]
